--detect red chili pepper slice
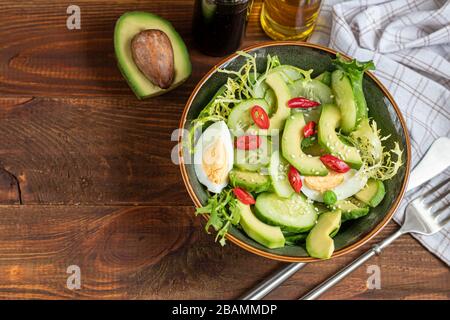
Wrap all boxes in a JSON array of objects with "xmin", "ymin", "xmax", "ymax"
[
  {"xmin": 287, "ymin": 97, "xmax": 320, "ymax": 109},
  {"xmin": 233, "ymin": 187, "xmax": 256, "ymax": 205},
  {"xmin": 235, "ymin": 135, "xmax": 261, "ymax": 150},
  {"xmin": 288, "ymin": 166, "xmax": 303, "ymax": 193},
  {"xmin": 303, "ymin": 121, "xmax": 317, "ymax": 138},
  {"xmin": 251, "ymin": 105, "xmax": 270, "ymax": 129},
  {"xmin": 320, "ymin": 154, "xmax": 351, "ymax": 173}
]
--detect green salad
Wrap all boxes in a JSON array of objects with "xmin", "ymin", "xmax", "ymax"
[{"xmin": 188, "ymin": 52, "xmax": 403, "ymax": 259}]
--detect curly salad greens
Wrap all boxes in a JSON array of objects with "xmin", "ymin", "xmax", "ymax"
[{"xmin": 188, "ymin": 52, "xmax": 403, "ymax": 259}]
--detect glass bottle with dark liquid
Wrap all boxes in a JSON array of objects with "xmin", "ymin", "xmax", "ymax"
[{"xmin": 192, "ymin": 0, "xmax": 253, "ymax": 57}]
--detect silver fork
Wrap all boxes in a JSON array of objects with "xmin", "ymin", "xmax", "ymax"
[{"xmin": 301, "ymin": 177, "xmax": 450, "ymax": 300}]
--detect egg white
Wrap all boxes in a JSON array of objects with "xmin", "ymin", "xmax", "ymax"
[
  {"xmin": 300, "ymin": 169, "xmax": 368, "ymax": 202},
  {"xmin": 194, "ymin": 121, "xmax": 234, "ymax": 194}
]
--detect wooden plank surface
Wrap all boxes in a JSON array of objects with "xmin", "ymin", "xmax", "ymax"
[
  {"xmin": 0, "ymin": 0, "xmax": 448, "ymax": 300},
  {"xmin": 0, "ymin": 206, "xmax": 448, "ymax": 300}
]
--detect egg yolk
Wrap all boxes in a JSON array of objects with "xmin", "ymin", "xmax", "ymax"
[
  {"xmin": 304, "ymin": 171, "xmax": 345, "ymax": 193},
  {"xmin": 202, "ymin": 138, "xmax": 228, "ymax": 185}
]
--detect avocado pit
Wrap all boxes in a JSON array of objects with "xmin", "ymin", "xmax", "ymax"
[{"xmin": 131, "ymin": 29, "xmax": 175, "ymax": 89}]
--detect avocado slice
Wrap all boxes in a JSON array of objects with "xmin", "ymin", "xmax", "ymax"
[
  {"xmin": 229, "ymin": 169, "xmax": 271, "ymax": 193},
  {"xmin": 114, "ymin": 11, "xmax": 191, "ymax": 99},
  {"xmin": 334, "ymin": 198, "xmax": 370, "ymax": 222},
  {"xmin": 355, "ymin": 179, "xmax": 386, "ymax": 207},
  {"xmin": 234, "ymin": 135, "xmax": 271, "ymax": 172},
  {"xmin": 237, "ymin": 202, "xmax": 285, "ymax": 249},
  {"xmin": 331, "ymin": 70, "xmax": 359, "ymax": 133},
  {"xmin": 318, "ymin": 104, "xmax": 363, "ymax": 169},
  {"xmin": 264, "ymin": 71, "xmax": 292, "ymax": 132},
  {"xmin": 282, "ymin": 112, "xmax": 328, "ymax": 176},
  {"xmin": 306, "ymin": 210, "xmax": 342, "ymax": 259},
  {"xmin": 253, "ymin": 65, "xmax": 304, "ymax": 110}
]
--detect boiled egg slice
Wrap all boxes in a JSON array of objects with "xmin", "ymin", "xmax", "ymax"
[
  {"xmin": 194, "ymin": 121, "xmax": 234, "ymax": 193},
  {"xmin": 300, "ymin": 169, "xmax": 368, "ymax": 202}
]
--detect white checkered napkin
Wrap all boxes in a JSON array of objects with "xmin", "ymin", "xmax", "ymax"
[{"xmin": 310, "ymin": 0, "xmax": 450, "ymax": 265}]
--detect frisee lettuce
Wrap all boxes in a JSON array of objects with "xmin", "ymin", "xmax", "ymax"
[
  {"xmin": 347, "ymin": 119, "xmax": 403, "ymax": 181},
  {"xmin": 195, "ymin": 188, "xmax": 240, "ymax": 246},
  {"xmin": 187, "ymin": 53, "xmax": 283, "ymax": 153}
]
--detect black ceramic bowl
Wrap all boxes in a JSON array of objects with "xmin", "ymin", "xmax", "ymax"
[{"xmin": 179, "ymin": 41, "xmax": 410, "ymax": 262}]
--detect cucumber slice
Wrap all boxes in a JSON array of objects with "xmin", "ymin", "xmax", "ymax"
[
  {"xmin": 255, "ymin": 192, "xmax": 318, "ymax": 233},
  {"xmin": 269, "ymin": 150, "xmax": 294, "ymax": 198},
  {"xmin": 234, "ymin": 136, "xmax": 271, "ymax": 172},
  {"xmin": 355, "ymin": 179, "xmax": 385, "ymax": 207},
  {"xmin": 277, "ymin": 66, "xmax": 304, "ymax": 83},
  {"xmin": 253, "ymin": 81, "xmax": 276, "ymax": 115},
  {"xmin": 289, "ymin": 79, "xmax": 333, "ymax": 104},
  {"xmin": 227, "ymin": 99, "xmax": 269, "ymax": 134}
]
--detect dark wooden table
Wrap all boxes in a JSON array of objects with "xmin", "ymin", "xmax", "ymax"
[{"xmin": 0, "ymin": 0, "xmax": 448, "ymax": 300}]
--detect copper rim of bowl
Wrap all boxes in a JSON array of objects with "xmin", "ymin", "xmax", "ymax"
[{"xmin": 178, "ymin": 41, "xmax": 411, "ymax": 263}]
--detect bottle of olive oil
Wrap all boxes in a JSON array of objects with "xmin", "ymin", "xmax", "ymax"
[{"xmin": 260, "ymin": 0, "xmax": 322, "ymax": 40}]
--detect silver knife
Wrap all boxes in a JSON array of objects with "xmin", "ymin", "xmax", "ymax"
[{"xmin": 240, "ymin": 137, "xmax": 450, "ymax": 300}]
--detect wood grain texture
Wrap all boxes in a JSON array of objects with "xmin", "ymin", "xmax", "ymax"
[
  {"xmin": 0, "ymin": 208, "xmax": 447, "ymax": 300},
  {"xmin": 0, "ymin": 0, "xmax": 268, "ymax": 98},
  {"xmin": 0, "ymin": 0, "xmax": 448, "ymax": 300},
  {"xmin": 0, "ymin": 96, "xmax": 191, "ymax": 205}
]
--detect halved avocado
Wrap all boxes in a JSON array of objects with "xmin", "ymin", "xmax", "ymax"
[{"xmin": 114, "ymin": 11, "xmax": 192, "ymax": 99}]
